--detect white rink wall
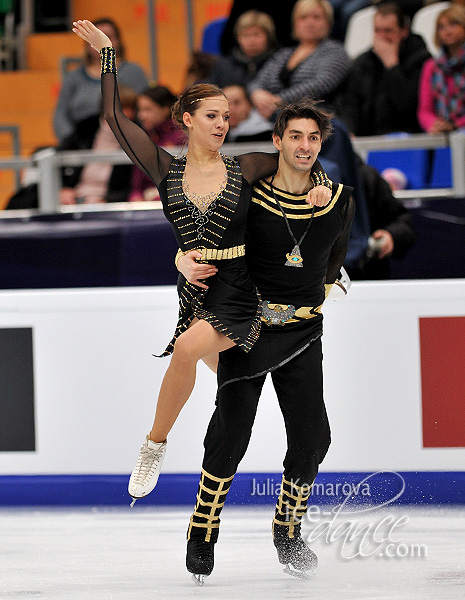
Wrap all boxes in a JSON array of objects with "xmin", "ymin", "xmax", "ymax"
[{"xmin": 1, "ymin": 280, "xmax": 464, "ymax": 476}]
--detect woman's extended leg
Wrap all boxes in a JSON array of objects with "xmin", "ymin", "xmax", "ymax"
[
  {"xmin": 128, "ymin": 319, "xmax": 233, "ymax": 503},
  {"xmin": 150, "ymin": 319, "xmax": 233, "ymax": 442}
]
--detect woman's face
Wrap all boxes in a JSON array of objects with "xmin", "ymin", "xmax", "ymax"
[
  {"xmin": 437, "ymin": 16, "xmax": 465, "ymax": 48},
  {"xmin": 183, "ymin": 97, "xmax": 230, "ymax": 151},
  {"xmin": 137, "ymin": 96, "xmax": 171, "ymax": 130},
  {"xmin": 294, "ymin": 5, "xmax": 330, "ymax": 44},
  {"xmin": 237, "ymin": 25, "xmax": 269, "ymax": 57}
]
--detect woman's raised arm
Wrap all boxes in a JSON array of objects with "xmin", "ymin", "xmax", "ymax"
[{"xmin": 72, "ymin": 20, "xmax": 173, "ymax": 187}]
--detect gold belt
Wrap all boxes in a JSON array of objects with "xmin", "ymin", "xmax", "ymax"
[
  {"xmin": 197, "ymin": 245, "xmax": 245, "ymax": 261},
  {"xmin": 261, "ymin": 301, "xmax": 323, "ymax": 325},
  {"xmin": 175, "ymin": 245, "xmax": 245, "ymax": 268}
]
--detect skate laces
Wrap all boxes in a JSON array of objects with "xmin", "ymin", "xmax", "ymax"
[{"xmin": 132, "ymin": 442, "xmax": 165, "ymax": 485}]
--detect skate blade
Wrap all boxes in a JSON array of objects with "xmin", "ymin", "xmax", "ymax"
[
  {"xmin": 283, "ymin": 564, "xmax": 315, "ymax": 580},
  {"xmin": 192, "ymin": 574, "xmax": 207, "ymax": 586}
]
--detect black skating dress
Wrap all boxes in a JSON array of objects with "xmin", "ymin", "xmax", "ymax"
[{"xmin": 101, "ymin": 70, "xmax": 281, "ymax": 355}]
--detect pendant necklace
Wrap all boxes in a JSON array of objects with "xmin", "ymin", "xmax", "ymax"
[{"xmin": 269, "ymin": 174, "xmax": 316, "ymax": 267}]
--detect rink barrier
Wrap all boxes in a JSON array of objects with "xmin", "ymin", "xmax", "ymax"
[
  {"xmin": 0, "ymin": 471, "xmax": 464, "ymax": 507},
  {"xmin": 1, "ymin": 131, "xmax": 465, "ymax": 213}
]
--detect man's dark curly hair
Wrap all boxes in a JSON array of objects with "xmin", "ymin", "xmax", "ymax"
[{"xmin": 273, "ymin": 98, "xmax": 333, "ymax": 141}]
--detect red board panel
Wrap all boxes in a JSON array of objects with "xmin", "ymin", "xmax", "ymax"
[{"xmin": 419, "ymin": 316, "xmax": 465, "ymax": 448}]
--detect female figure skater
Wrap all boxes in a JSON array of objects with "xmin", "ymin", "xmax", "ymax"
[{"xmin": 72, "ymin": 20, "xmax": 331, "ymax": 504}]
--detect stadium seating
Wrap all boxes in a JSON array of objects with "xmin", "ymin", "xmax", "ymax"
[
  {"xmin": 344, "ymin": 6, "xmax": 375, "ymax": 59},
  {"xmin": 411, "ymin": 2, "xmax": 451, "ymax": 57}
]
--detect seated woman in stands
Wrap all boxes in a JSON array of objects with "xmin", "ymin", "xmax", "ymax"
[
  {"xmin": 207, "ymin": 10, "xmax": 277, "ymax": 89},
  {"xmin": 247, "ymin": 0, "xmax": 351, "ymax": 121},
  {"xmin": 417, "ymin": 4, "xmax": 465, "ymax": 134},
  {"xmin": 53, "ymin": 17, "xmax": 147, "ymax": 143}
]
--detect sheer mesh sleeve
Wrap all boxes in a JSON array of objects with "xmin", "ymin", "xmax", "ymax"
[
  {"xmin": 326, "ymin": 195, "xmax": 355, "ymax": 284},
  {"xmin": 101, "ymin": 72, "xmax": 173, "ymax": 187},
  {"xmin": 237, "ymin": 152, "xmax": 278, "ymax": 184}
]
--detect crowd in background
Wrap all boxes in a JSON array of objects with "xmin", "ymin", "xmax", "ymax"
[{"xmin": 4, "ymin": 0, "xmax": 465, "ymax": 278}]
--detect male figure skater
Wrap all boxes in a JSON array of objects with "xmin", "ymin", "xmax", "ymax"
[{"xmin": 177, "ymin": 98, "xmax": 354, "ymax": 584}]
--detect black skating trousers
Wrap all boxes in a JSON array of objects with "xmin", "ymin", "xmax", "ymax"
[{"xmin": 201, "ymin": 335, "xmax": 331, "ymax": 489}]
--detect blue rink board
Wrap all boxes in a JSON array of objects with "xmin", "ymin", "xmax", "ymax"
[{"xmin": 0, "ymin": 471, "xmax": 464, "ymax": 506}]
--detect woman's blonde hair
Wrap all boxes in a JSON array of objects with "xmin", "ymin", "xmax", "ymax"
[
  {"xmin": 291, "ymin": 0, "xmax": 334, "ymax": 35},
  {"xmin": 234, "ymin": 10, "xmax": 277, "ymax": 47},
  {"xmin": 434, "ymin": 4, "xmax": 465, "ymax": 48}
]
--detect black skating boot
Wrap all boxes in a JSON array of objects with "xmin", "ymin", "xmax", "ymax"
[
  {"xmin": 273, "ymin": 522, "xmax": 318, "ymax": 578},
  {"xmin": 186, "ymin": 469, "xmax": 234, "ymax": 586},
  {"xmin": 273, "ymin": 475, "xmax": 317, "ymax": 578},
  {"xmin": 186, "ymin": 539, "xmax": 215, "ymax": 586}
]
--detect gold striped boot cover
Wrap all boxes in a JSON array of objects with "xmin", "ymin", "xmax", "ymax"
[
  {"xmin": 272, "ymin": 475, "xmax": 318, "ymax": 571},
  {"xmin": 273, "ymin": 475, "xmax": 311, "ymax": 539},
  {"xmin": 187, "ymin": 469, "xmax": 234, "ymax": 543}
]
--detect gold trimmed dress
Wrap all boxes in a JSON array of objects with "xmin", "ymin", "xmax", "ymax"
[
  {"xmin": 160, "ymin": 154, "xmax": 265, "ymax": 356},
  {"xmin": 101, "ymin": 69, "xmax": 282, "ymax": 355}
]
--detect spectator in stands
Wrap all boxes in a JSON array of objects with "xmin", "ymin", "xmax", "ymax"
[
  {"xmin": 247, "ymin": 0, "xmax": 351, "ymax": 120},
  {"xmin": 6, "ymin": 85, "xmax": 139, "ymax": 209},
  {"xmin": 183, "ymin": 51, "xmax": 218, "ymax": 90},
  {"xmin": 59, "ymin": 85, "xmax": 139, "ymax": 205},
  {"xmin": 129, "ymin": 85, "xmax": 186, "ymax": 202},
  {"xmin": 346, "ymin": 154, "xmax": 416, "ymax": 279},
  {"xmin": 208, "ymin": 10, "xmax": 277, "ymax": 89},
  {"xmin": 53, "ymin": 18, "xmax": 147, "ymax": 143},
  {"xmin": 219, "ymin": 1, "xmax": 299, "ymax": 53},
  {"xmin": 222, "ymin": 84, "xmax": 274, "ymax": 142},
  {"xmin": 340, "ymin": 1, "xmax": 431, "ymax": 136},
  {"xmin": 417, "ymin": 4, "xmax": 465, "ymax": 133}
]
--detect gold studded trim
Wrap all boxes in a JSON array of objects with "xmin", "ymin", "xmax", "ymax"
[
  {"xmin": 166, "ymin": 155, "xmax": 242, "ymax": 249},
  {"xmin": 100, "ymin": 47, "xmax": 117, "ymax": 74}
]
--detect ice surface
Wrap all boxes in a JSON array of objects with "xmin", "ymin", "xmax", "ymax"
[{"xmin": 1, "ymin": 505, "xmax": 464, "ymax": 599}]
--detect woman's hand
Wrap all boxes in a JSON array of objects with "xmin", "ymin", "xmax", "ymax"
[
  {"xmin": 72, "ymin": 20, "xmax": 112, "ymax": 52},
  {"xmin": 177, "ymin": 251, "xmax": 217, "ymax": 290},
  {"xmin": 429, "ymin": 118, "xmax": 454, "ymax": 135},
  {"xmin": 306, "ymin": 184, "xmax": 331, "ymax": 207}
]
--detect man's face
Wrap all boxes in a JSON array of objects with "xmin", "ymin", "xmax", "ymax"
[
  {"xmin": 223, "ymin": 85, "xmax": 252, "ymax": 128},
  {"xmin": 273, "ymin": 118, "xmax": 322, "ymax": 174},
  {"xmin": 374, "ymin": 13, "xmax": 408, "ymax": 45}
]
